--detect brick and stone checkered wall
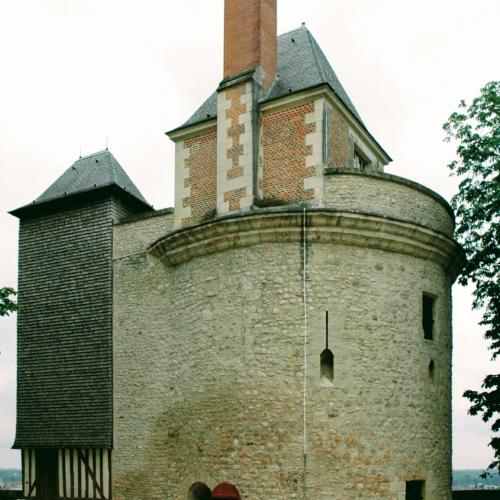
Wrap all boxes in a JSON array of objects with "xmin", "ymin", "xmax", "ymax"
[
  {"xmin": 112, "ymin": 174, "xmax": 458, "ymax": 499},
  {"xmin": 261, "ymin": 98, "xmax": 324, "ymax": 206},
  {"xmin": 217, "ymin": 82, "xmax": 254, "ymax": 214},
  {"xmin": 174, "ymin": 128, "xmax": 217, "ymax": 227},
  {"xmin": 174, "ymin": 90, "xmax": 392, "ymax": 224}
]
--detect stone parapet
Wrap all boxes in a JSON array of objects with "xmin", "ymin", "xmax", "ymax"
[
  {"xmin": 114, "ymin": 208, "xmax": 174, "ymax": 260},
  {"xmin": 324, "ymin": 168, "xmax": 455, "ymax": 237}
]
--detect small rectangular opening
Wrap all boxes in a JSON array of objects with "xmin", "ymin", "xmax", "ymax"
[
  {"xmin": 353, "ymin": 147, "xmax": 370, "ymax": 172},
  {"xmin": 406, "ymin": 480, "xmax": 425, "ymax": 500},
  {"xmin": 422, "ymin": 294, "xmax": 434, "ymax": 340}
]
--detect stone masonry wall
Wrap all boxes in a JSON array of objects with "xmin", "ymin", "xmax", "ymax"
[
  {"xmin": 217, "ymin": 82, "xmax": 254, "ymax": 214},
  {"xmin": 174, "ymin": 129, "xmax": 217, "ymax": 227},
  {"xmin": 261, "ymin": 98, "xmax": 324, "ymax": 206},
  {"xmin": 113, "ymin": 208, "xmax": 174, "ymax": 260},
  {"xmin": 112, "ymin": 203, "xmax": 455, "ymax": 499}
]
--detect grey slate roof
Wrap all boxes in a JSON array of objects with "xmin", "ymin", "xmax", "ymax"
[
  {"xmin": 35, "ymin": 149, "xmax": 150, "ymax": 206},
  {"xmin": 179, "ymin": 26, "xmax": 363, "ymax": 129}
]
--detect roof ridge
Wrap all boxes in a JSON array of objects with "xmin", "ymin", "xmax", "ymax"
[
  {"xmin": 278, "ymin": 25, "xmax": 308, "ymax": 38},
  {"xmin": 75, "ymin": 149, "xmax": 109, "ymax": 162},
  {"xmin": 306, "ymin": 29, "xmax": 326, "ymax": 83},
  {"xmin": 108, "ymin": 149, "xmax": 117, "ymax": 184},
  {"xmin": 261, "ymin": 75, "xmax": 280, "ymax": 101}
]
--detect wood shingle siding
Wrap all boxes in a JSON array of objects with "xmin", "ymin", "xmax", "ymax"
[{"xmin": 14, "ymin": 195, "xmax": 138, "ymax": 449}]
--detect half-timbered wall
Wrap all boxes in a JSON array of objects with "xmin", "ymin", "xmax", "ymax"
[
  {"xmin": 22, "ymin": 449, "xmax": 36, "ymax": 498},
  {"xmin": 22, "ymin": 448, "xmax": 111, "ymax": 499}
]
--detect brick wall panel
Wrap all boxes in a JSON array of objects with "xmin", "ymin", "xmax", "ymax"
[
  {"xmin": 325, "ymin": 104, "xmax": 350, "ymax": 168},
  {"xmin": 261, "ymin": 102, "xmax": 317, "ymax": 205},
  {"xmin": 224, "ymin": 0, "xmax": 277, "ymax": 90},
  {"xmin": 181, "ymin": 130, "xmax": 217, "ymax": 227}
]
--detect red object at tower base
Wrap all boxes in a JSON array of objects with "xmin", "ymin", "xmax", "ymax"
[{"xmin": 212, "ymin": 482, "xmax": 241, "ymax": 500}]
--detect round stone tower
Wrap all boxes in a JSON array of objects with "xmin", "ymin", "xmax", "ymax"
[
  {"xmin": 111, "ymin": 2, "xmax": 463, "ymax": 499},
  {"xmin": 113, "ymin": 174, "xmax": 461, "ymax": 499}
]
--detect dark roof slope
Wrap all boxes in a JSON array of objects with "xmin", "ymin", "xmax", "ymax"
[
  {"xmin": 11, "ymin": 150, "xmax": 151, "ymax": 217},
  {"xmin": 266, "ymin": 26, "xmax": 363, "ymax": 122},
  {"xmin": 178, "ymin": 25, "xmax": 362, "ymax": 130},
  {"xmin": 36, "ymin": 150, "xmax": 149, "ymax": 205},
  {"xmin": 182, "ymin": 93, "xmax": 218, "ymax": 128}
]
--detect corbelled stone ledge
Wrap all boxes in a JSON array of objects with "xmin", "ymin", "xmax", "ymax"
[{"xmin": 149, "ymin": 208, "xmax": 464, "ymax": 277}]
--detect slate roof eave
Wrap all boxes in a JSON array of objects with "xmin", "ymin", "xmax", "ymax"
[
  {"xmin": 166, "ymin": 82, "xmax": 392, "ymax": 163},
  {"xmin": 12, "ymin": 440, "xmax": 113, "ymax": 450},
  {"xmin": 165, "ymin": 114, "xmax": 216, "ymax": 137},
  {"xmin": 10, "ymin": 183, "xmax": 153, "ymax": 219},
  {"xmin": 10, "ymin": 150, "xmax": 153, "ymax": 218},
  {"xmin": 171, "ymin": 26, "xmax": 391, "ymax": 162},
  {"xmin": 260, "ymin": 83, "xmax": 392, "ymax": 163}
]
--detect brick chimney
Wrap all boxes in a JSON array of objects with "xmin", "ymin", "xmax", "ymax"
[{"xmin": 224, "ymin": 0, "xmax": 277, "ymax": 91}]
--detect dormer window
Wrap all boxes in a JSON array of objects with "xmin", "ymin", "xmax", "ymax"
[{"xmin": 354, "ymin": 148, "xmax": 370, "ymax": 172}]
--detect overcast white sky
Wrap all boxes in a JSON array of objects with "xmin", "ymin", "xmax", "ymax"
[{"xmin": 0, "ymin": 0, "xmax": 498, "ymax": 471}]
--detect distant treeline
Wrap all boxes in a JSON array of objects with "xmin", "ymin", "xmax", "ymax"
[
  {"xmin": 0, "ymin": 469, "xmax": 21, "ymax": 489},
  {"xmin": 453, "ymin": 470, "xmax": 500, "ymax": 489},
  {"xmin": 1, "ymin": 468, "xmax": 499, "ymax": 491}
]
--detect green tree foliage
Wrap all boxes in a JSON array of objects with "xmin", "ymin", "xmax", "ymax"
[
  {"xmin": 0, "ymin": 287, "xmax": 18, "ymax": 317},
  {"xmin": 444, "ymin": 81, "xmax": 500, "ymax": 474}
]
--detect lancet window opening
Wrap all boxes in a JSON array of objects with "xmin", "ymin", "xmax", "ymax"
[{"xmin": 320, "ymin": 311, "xmax": 334, "ymax": 381}]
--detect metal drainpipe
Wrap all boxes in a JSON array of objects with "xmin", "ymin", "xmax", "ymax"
[{"xmin": 302, "ymin": 206, "xmax": 308, "ymax": 499}]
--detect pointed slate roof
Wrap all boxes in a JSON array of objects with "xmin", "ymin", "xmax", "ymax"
[
  {"xmin": 266, "ymin": 25, "xmax": 363, "ymax": 122},
  {"xmin": 11, "ymin": 150, "xmax": 152, "ymax": 217},
  {"xmin": 177, "ymin": 25, "xmax": 363, "ymax": 130},
  {"xmin": 37, "ymin": 150, "xmax": 149, "ymax": 204}
]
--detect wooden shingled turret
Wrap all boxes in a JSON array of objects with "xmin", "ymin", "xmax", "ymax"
[{"xmin": 10, "ymin": 150, "xmax": 151, "ymax": 499}]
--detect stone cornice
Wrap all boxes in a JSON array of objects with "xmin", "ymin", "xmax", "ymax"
[
  {"xmin": 217, "ymin": 67, "xmax": 258, "ymax": 91},
  {"xmin": 114, "ymin": 207, "xmax": 174, "ymax": 226},
  {"xmin": 149, "ymin": 209, "xmax": 464, "ymax": 279}
]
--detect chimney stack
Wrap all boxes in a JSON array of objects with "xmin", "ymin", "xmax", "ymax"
[{"xmin": 224, "ymin": 0, "xmax": 277, "ymax": 91}]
